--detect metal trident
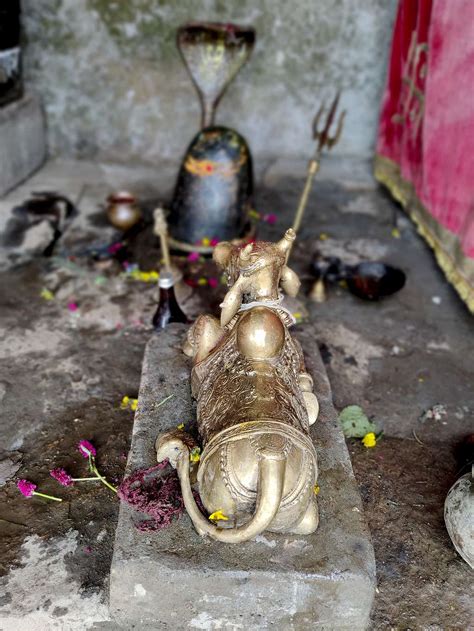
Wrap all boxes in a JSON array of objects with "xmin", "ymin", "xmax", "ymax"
[{"xmin": 291, "ymin": 92, "xmax": 345, "ymax": 237}]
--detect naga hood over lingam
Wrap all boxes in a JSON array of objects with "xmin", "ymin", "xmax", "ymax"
[{"xmin": 156, "ymin": 229, "xmax": 320, "ymax": 543}]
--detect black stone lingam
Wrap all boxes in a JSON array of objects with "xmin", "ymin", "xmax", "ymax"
[{"xmin": 167, "ymin": 22, "xmax": 256, "ymax": 253}]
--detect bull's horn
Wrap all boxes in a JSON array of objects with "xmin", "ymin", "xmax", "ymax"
[
  {"xmin": 239, "ymin": 243, "xmax": 253, "ymax": 263},
  {"xmin": 275, "ymin": 229, "xmax": 296, "ymax": 256}
]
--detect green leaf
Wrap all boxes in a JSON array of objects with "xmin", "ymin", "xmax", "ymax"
[{"xmin": 339, "ymin": 405, "xmax": 377, "ymax": 438}]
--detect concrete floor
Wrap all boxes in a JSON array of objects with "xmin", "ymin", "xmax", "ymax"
[{"xmin": 0, "ymin": 158, "xmax": 472, "ymax": 629}]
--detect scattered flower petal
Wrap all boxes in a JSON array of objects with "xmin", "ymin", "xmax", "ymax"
[
  {"xmin": 67, "ymin": 302, "xmax": 79, "ymax": 312},
  {"xmin": 176, "ymin": 423, "xmax": 185, "ymax": 431},
  {"xmin": 313, "ymin": 483, "xmax": 320, "ymax": 495},
  {"xmin": 78, "ymin": 440, "xmax": 97, "ymax": 458},
  {"xmin": 17, "ymin": 479, "xmax": 36, "ymax": 497},
  {"xmin": 319, "ymin": 233, "xmax": 329, "ymax": 241},
  {"xmin": 50, "ymin": 468, "xmax": 74, "ymax": 487},
  {"xmin": 210, "ymin": 238, "xmax": 219, "ymax": 247},
  {"xmin": 208, "ymin": 277, "xmax": 219, "ymax": 288},
  {"xmin": 201, "ymin": 237, "xmax": 211, "ymax": 247},
  {"xmin": 190, "ymin": 447, "xmax": 201, "ymax": 463},
  {"xmin": 391, "ymin": 228, "xmax": 401, "ymax": 239},
  {"xmin": 209, "ymin": 510, "xmax": 229, "ymax": 522},
  {"xmin": 264, "ymin": 213, "xmax": 277, "ymax": 225},
  {"xmin": 197, "ymin": 277, "xmax": 207, "ymax": 286},
  {"xmin": 40, "ymin": 288, "xmax": 54, "ymax": 301},
  {"xmin": 362, "ymin": 432, "xmax": 377, "ymax": 448}
]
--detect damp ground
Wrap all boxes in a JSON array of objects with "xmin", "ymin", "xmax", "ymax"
[{"xmin": 0, "ymin": 158, "xmax": 472, "ymax": 629}]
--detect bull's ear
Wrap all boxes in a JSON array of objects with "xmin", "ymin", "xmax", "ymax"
[
  {"xmin": 213, "ymin": 242, "xmax": 233, "ymax": 268},
  {"xmin": 220, "ymin": 278, "xmax": 244, "ymax": 326},
  {"xmin": 280, "ymin": 265, "xmax": 300, "ymax": 297}
]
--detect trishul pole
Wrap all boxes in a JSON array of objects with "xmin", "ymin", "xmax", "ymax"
[{"xmin": 290, "ymin": 92, "xmax": 345, "ymax": 241}]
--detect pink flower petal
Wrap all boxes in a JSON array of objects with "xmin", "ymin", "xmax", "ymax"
[
  {"xmin": 77, "ymin": 440, "xmax": 96, "ymax": 458},
  {"xmin": 17, "ymin": 479, "xmax": 36, "ymax": 497},
  {"xmin": 67, "ymin": 302, "xmax": 78, "ymax": 312},
  {"xmin": 208, "ymin": 277, "xmax": 219, "ymax": 288},
  {"xmin": 50, "ymin": 468, "xmax": 74, "ymax": 487},
  {"xmin": 187, "ymin": 252, "xmax": 200, "ymax": 262}
]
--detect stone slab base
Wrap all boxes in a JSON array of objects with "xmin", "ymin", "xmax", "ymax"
[
  {"xmin": 110, "ymin": 324, "xmax": 375, "ymax": 629},
  {"xmin": 0, "ymin": 93, "xmax": 46, "ymax": 197}
]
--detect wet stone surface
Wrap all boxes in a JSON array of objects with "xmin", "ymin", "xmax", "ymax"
[{"xmin": 110, "ymin": 324, "xmax": 375, "ymax": 629}]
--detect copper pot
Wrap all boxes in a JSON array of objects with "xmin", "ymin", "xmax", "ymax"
[{"xmin": 106, "ymin": 191, "xmax": 141, "ymax": 231}]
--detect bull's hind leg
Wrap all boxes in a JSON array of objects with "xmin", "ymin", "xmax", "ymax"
[{"xmin": 291, "ymin": 497, "xmax": 319, "ymax": 535}]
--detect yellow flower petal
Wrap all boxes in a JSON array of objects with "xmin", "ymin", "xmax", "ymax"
[
  {"xmin": 130, "ymin": 399, "xmax": 138, "ymax": 411},
  {"xmin": 120, "ymin": 396, "xmax": 130, "ymax": 409},
  {"xmin": 190, "ymin": 447, "xmax": 201, "ymax": 463},
  {"xmin": 208, "ymin": 510, "xmax": 229, "ymax": 522},
  {"xmin": 177, "ymin": 423, "xmax": 185, "ymax": 430},
  {"xmin": 197, "ymin": 277, "xmax": 207, "ymax": 286},
  {"xmin": 202, "ymin": 237, "xmax": 211, "ymax": 247},
  {"xmin": 391, "ymin": 228, "xmax": 401, "ymax": 239},
  {"xmin": 319, "ymin": 232, "xmax": 329, "ymax": 241},
  {"xmin": 313, "ymin": 483, "xmax": 320, "ymax": 495},
  {"xmin": 362, "ymin": 432, "xmax": 377, "ymax": 448},
  {"xmin": 40, "ymin": 288, "xmax": 54, "ymax": 301}
]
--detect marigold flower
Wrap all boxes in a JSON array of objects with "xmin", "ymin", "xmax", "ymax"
[
  {"xmin": 50, "ymin": 468, "xmax": 74, "ymax": 487},
  {"xmin": 362, "ymin": 432, "xmax": 377, "ymax": 448},
  {"xmin": 78, "ymin": 440, "xmax": 97, "ymax": 458},
  {"xmin": 209, "ymin": 510, "xmax": 229, "ymax": 522},
  {"xmin": 17, "ymin": 479, "xmax": 36, "ymax": 497}
]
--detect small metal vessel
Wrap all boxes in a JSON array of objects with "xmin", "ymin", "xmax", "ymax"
[{"xmin": 106, "ymin": 191, "xmax": 142, "ymax": 232}]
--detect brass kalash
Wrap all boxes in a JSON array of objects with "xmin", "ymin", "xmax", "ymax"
[{"xmin": 156, "ymin": 229, "xmax": 320, "ymax": 542}]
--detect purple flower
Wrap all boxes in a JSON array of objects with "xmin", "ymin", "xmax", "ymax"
[
  {"xmin": 17, "ymin": 479, "xmax": 36, "ymax": 497},
  {"xmin": 50, "ymin": 468, "xmax": 74, "ymax": 487},
  {"xmin": 187, "ymin": 251, "xmax": 200, "ymax": 263},
  {"xmin": 264, "ymin": 213, "xmax": 277, "ymax": 225},
  {"xmin": 77, "ymin": 440, "xmax": 96, "ymax": 458}
]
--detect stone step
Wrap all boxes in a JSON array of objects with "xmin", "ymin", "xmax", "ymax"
[{"xmin": 110, "ymin": 323, "xmax": 375, "ymax": 629}]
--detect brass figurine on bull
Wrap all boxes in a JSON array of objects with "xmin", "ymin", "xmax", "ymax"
[{"xmin": 156, "ymin": 229, "xmax": 320, "ymax": 543}]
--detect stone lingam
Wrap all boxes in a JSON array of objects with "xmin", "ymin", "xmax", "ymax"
[{"xmin": 155, "ymin": 229, "xmax": 320, "ymax": 542}]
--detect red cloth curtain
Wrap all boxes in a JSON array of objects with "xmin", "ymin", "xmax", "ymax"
[{"xmin": 375, "ymin": 0, "xmax": 474, "ymax": 309}]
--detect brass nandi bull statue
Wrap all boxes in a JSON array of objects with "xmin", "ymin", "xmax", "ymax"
[{"xmin": 156, "ymin": 229, "xmax": 320, "ymax": 542}]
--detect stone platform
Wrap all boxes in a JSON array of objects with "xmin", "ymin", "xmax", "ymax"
[{"xmin": 109, "ymin": 324, "xmax": 375, "ymax": 629}]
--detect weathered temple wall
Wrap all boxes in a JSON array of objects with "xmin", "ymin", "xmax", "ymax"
[{"xmin": 21, "ymin": 0, "xmax": 397, "ymax": 166}]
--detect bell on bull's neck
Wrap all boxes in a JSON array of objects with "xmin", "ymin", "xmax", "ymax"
[{"xmin": 167, "ymin": 23, "xmax": 256, "ymax": 254}]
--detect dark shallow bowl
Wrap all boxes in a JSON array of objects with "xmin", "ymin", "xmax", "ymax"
[{"xmin": 346, "ymin": 262, "xmax": 406, "ymax": 300}]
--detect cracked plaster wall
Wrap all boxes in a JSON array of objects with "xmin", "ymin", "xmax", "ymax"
[{"xmin": 21, "ymin": 0, "xmax": 397, "ymax": 166}]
